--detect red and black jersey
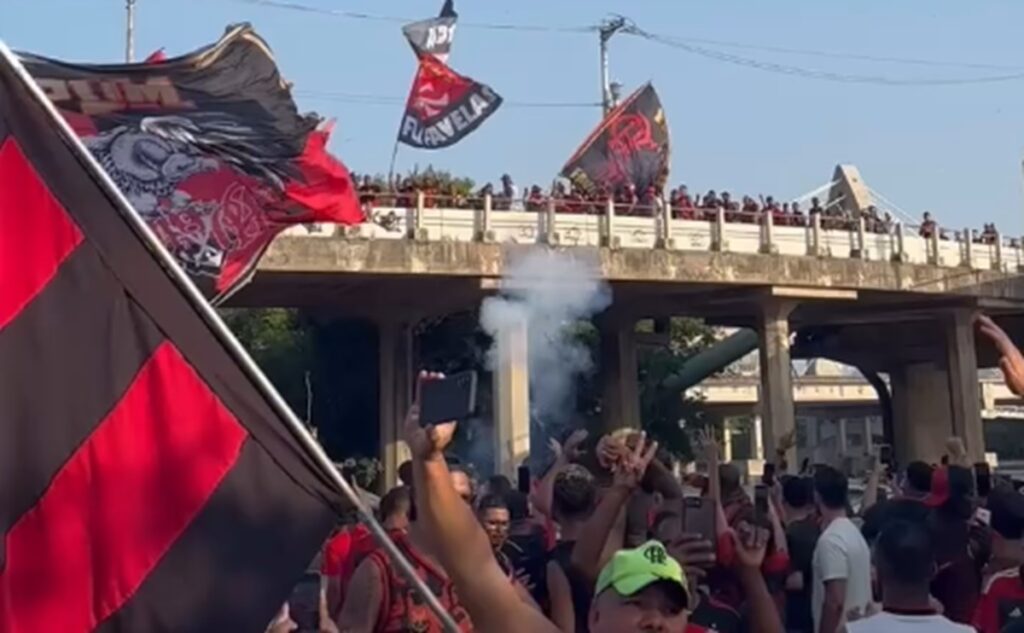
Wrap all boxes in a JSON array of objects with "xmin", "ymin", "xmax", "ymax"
[{"xmin": 974, "ymin": 567, "xmax": 1024, "ymax": 633}]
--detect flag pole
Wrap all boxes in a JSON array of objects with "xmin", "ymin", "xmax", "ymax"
[
  {"xmin": 0, "ymin": 41, "xmax": 460, "ymax": 633},
  {"xmin": 388, "ymin": 136, "xmax": 401, "ymax": 189}
]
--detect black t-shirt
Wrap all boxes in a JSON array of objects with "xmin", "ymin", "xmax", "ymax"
[
  {"xmin": 785, "ymin": 516, "xmax": 820, "ymax": 633},
  {"xmin": 861, "ymin": 497, "xmax": 930, "ymax": 544},
  {"xmin": 549, "ymin": 540, "xmax": 592, "ymax": 633},
  {"xmin": 504, "ymin": 529, "xmax": 549, "ymax": 606}
]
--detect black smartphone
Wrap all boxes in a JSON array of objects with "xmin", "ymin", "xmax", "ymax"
[
  {"xmin": 975, "ymin": 462, "xmax": 992, "ymax": 497},
  {"xmin": 419, "ymin": 370, "xmax": 478, "ymax": 427},
  {"xmin": 754, "ymin": 484, "xmax": 770, "ymax": 526},
  {"xmin": 763, "ymin": 463, "xmax": 776, "ymax": 487},
  {"xmin": 879, "ymin": 444, "xmax": 893, "ymax": 466},
  {"xmin": 682, "ymin": 497, "xmax": 715, "ymax": 542},
  {"xmin": 517, "ymin": 464, "xmax": 531, "ymax": 494}
]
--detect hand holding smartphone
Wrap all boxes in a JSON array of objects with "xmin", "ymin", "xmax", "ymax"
[{"xmin": 418, "ymin": 370, "xmax": 478, "ymax": 427}]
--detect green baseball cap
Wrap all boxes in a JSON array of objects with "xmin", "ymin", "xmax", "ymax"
[{"xmin": 595, "ymin": 540, "xmax": 689, "ymax": 608}]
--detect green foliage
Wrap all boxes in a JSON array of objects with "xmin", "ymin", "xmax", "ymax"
[
  {"xmin": 637, "ymin": 318, "xmax": 717, "ymax": 461},
  {"xmin": 220, "ymin": 308, "xmax": 313, "ymax": 422}
]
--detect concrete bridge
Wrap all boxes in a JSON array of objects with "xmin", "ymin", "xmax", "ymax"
[{"xmin": 233, "ymin": 189, "xmax": 1024, "ymax": 485}]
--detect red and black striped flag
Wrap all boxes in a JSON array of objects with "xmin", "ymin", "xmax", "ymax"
[{"xmin": 0, "ymin": 47, "xmax": 348, "ymax": 632}]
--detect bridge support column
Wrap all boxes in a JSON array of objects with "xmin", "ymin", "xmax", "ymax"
[
  {"xmin": 493, "ymin": 314, "xmax": 531, "ymax": 479},
  {"xmin": 600, "ymin": 316, "xmax": 641, "ymax": 431},
  {"xmin": 891, "ymin": 311, "xmax": 984, "ymax": 464},
  {"xmin": 757, "ymin": 301, "xmax": 796, "ymax": 465},
  {"xmin": 379, "ymin": 321, "xmax": 414, "ymax": 490}
]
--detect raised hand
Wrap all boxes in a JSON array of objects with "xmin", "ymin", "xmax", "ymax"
[
  {"xmin": 611, "ymin": 431, "xmax": 658, "ymax": 490},
  {"xmin": 977, "ymin": 314, "xmax": 1024, "ymax": 396},
  {"xmin": 667, "ymin": 533, "xmax": 716, "ymax": 580},
  {"xmin": 402, "ymin": 371, "xmax": 457, "ymax": 462},
  {"xmin": 562, "ymin": 429, "xmax": 589, "ymax": 462},
  {"xmin": 732, "ymin": 521, "xmax": 769, "ymax": 570}
]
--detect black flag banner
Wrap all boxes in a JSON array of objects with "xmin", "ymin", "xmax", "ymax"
[
  {"xmin": 402, "ymin": 0, "xmax": 458, "ymax": 64},
  {"xmin": 560, "ymin": 83, "xmax": 670, "ymax": 195},
  {"xmin": 19, "ymin": 24, "xmax": 363, "ymax": 303},
  {"xmin": 398, "ymin": 54, "xmax": 502, "ymax": 149},
  {"xmin": 0, "ymin": 40, "xmax": 458, "ymax": 633}
]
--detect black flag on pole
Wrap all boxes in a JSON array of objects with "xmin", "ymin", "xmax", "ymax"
[
  {"xmin": 0, "ymin": 43, "xmax": 349, "ymax": 632},
  {"xmin": 402, "ymin": 0, "xmax": 458, "ymax": 64},
  {"xmin": 560, "ymin": 83, "xmax": 670, "ymax": 195}
]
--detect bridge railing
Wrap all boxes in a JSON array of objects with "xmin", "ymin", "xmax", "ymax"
[{"xmin": 281, "ymin": 193, "xmax": 1024, "ymax": 273}]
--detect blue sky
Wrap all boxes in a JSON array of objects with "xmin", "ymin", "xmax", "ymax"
[{"xmin": 5, "ymin": 1, "xmax": 1024, "ymax": 232}]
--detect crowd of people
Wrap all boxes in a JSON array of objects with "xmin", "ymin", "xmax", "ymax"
[
  {"xmin": 351, "ymin": 173, "xmax": 1011, "ymax": 244},
  {"xmin": 269, "ymin": 314, "xmax": 1024, "ymax": 633}
]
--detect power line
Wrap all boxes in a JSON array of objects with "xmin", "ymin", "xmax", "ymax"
[
  {"xmin": 293, "ymin": 89, "xmax": 600, "ymax": 109},
  {"xmin": 624, "ymin": 25, "xmax": 1024, "ymax": 86},
  {"xmin": 218, "ymin": 0, "xmax": 596, "ymax": 33}
]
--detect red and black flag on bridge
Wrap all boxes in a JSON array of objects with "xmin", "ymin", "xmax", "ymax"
[
  {"xmin": 20, "ymin": 24, "xmax": 363, "ymax": 303},
  {"xmin": 561, "ymin": 83, "xmax": 670, "ymax": 195},
  {"xmin": 0, "ymin": 46, "xmax": 349, "ymax": 631}
]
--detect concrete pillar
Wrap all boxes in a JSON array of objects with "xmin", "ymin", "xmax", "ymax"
[
  {"xmin": 493, "ymin": 315, "xmax": 530, "ymax": 479},
  {"xmin": 757, "ymin": 301, "xmax": 796, "ymax": 464},
  {"xmin": 722, "ymin": 417, "xmax": 734, "ymax": 463},
  {"xmin": 752, "ymin": 414, "xmax": 764, "ymax": 461},
  {"xmin": 945, "ymin": 310, "xmax": 984, "ymax": 461},
  {"xmin": 379, "ymin": 321, "xmax": 414, "ymax": 490},
  {"xmin": 891, "ymin": 362, "xmax": 953, "ymax": 464},
  {"xmin": 600, "ymin": 317, "xmax": 641, "ymax": 431}
]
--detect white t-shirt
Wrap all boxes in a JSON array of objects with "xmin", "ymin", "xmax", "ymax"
[
  {"xmin": 812, "ymin": 517, "xmax": 873, "ymax": 633},
  {"xmin": 846, "ymin": 612, "xmax": 974, "ymax": 633}
]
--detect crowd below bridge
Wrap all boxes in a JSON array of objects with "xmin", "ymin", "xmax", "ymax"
[
  {"xmin": 351, "ymin": 172, "xmax": 1016, "ymax": 247},
  {"xmin": 268, "ymin": 316, "xmax": 1024, "ymax": 633}
]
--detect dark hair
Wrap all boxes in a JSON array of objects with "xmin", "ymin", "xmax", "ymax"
[
  {"xmin": 553, "ymin": 465, "xmax": 596, "ymax": 522},
  {"xmin": 813, "ymin": 465, "xmax": 849, "ymax": 509},
  {"xmin": 719, "ymin": 463, "xmax": 742, "ymax": 497},
  {"xmin": 990, "ymin": 489, "xmax": 1024, "ymax": 540},
  {"xmin": 506, "ymin": 490, "xmax": 530, "ymax": 522},
  {"xmin": 905, "ymin": 461, "xmax": 934, "ymax": 495},
  {"xmin": 875, "ymin": 520, "xmax": 935, "ymax": 585},
  {"xmin": 783, "ymin": 476, "xmax": 814, "ymax": 509},
  {"xmin": 477, "ymin": 493, "xmax": 508, "ymax": 516},
  {"xmin": 486, "ymin": 475, "xmax": 513, "ymax": 498},
  {"xmin": 398, "ymin": 460, "xmax": 414, "ymax": 487},
  {"xmin": 379, "ymin": 486, "xmax": 411, "ymax": 522}
]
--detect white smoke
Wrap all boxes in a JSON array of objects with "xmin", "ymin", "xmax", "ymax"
[{"xmin": 480, "ymin": 250, "xmax": 612, "ymax": 426}]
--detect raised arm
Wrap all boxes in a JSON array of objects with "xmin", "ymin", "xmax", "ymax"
[
  {"xmin": 699, "ymin": 428, "xmax": 730, "ymax": 536},
  {"xmin": 977, "ymin": 314, "xmax": 1024, "ymax": 396},
  {"xmin": 403, "ymin": 375, "xmax": 558, "ymax": 633},
  {"xmin": 571, "ymin": 433, "xmax": 658, "ymax": 585},
  {"xmin": 733, "ymin": 522, "xmax": 785, "ymax": 633},
  {"xmin": 531, "ymin": 430, "xmax": 588, "ymax": 518}
]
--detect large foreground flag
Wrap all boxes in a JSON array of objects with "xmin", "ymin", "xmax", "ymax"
[
  {"xmin": 20, "ymin": 24, "xmax": 363, "ymax": 302},
  {"xmin": 0, "ymin": 46, "xmax": 347, "ymax": 632},
  {"xmin": 561, "ymin": 83, "xmax": 670, "ymax": 195},
  {"xmin": 398, "ymin": 54, "xmax": 502, "ymax": 149}
]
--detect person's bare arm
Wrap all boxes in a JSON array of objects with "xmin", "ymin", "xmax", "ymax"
[
  {"xmin": 404, "ymin": 376, "xmax": 559, "ymax": 633},
  {"xmin": 642, "ymin": 454, "xmax": 683, "ymax": 500},
  {"xmin": 862, "ymin": 454, "xmax": 883, "ymax": 513},
  {"xmin": 699, "ymin": 429, "xmax": 730, "ymax": 535},
  {"xmin": 818, "ymin": 579, "xmax": 847, "ymax": 633},
  {"xmin": 546, "ymin": 561, "xmax": 576, "ymax": 633},
  {"xmin": 531, "ymin": 430, "xmax": 588, "ymax": 518},
  {"xmin": 977, "ymin": 314, "xmax": 1024, "ymax": 396},
  {"xmin": 336, "ymin": 558, "xmax": 382, "ymax": 633},
  {"xmin": 571, "ymin": 434, "xmax": 658, "ymax": 585},
  {"xmin": 733, "ymin": 523, "xmax": 784, "ymax": 633}
]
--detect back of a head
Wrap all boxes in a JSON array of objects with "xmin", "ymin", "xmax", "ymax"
[
  {"xmin": 814, "ymin": 465, "xmax": 849, "ymax": 510},
  {"xmin": 783, "ymin": 476, "xmax": 814, "ymax": 510},
  {"xmin": 477, "ymin": 493, "xmax": 508, "ymax": 516},
  {"xmin": 506, "ymin": 490, "xmax": 531, "ymax": 522},
  {"xmin": 719, "ymin": 463, "xmax": 742, "ymax": 497},
  {"xmin": 379, "ymin": 485, "xmax": 411, "ymax": 523},
  {"xmin": 876, "ymin": 520, "xmax": 935, "ymax": 587},
  {"xmin": 486, "ymin": 474, "xmax": 513, "ymax": 499},
  {"xmin": 397, "ymin": 460, "xmax": 414, "ymax": 487},
  {"xmin": 553, "ymin": 464, "xmax": 597, "ymax": 523},
  {"xmin": 989, "ymin": 488, "xmax": 1024, "ymax": 541},
  {"xmin": 905, "ymin": 461, "xmax": 934, "ymax": 495}
]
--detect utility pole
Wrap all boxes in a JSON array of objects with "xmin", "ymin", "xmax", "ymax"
[
  {"xmin": 599, "ymin": 17, "xmax": 626, "ymax": 115},
  {"xmin": 125, "ymin": 0, "xmax": 137, "ymax": 63}
]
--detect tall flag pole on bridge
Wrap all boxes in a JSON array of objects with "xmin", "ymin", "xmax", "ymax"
[
  {"xmin": 0, "ymin": 39, "xmax": 460, "ymax": 632},
  {"xmin": 389, "ymin": 0, "xmax": 503, "ymax": 183}
]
